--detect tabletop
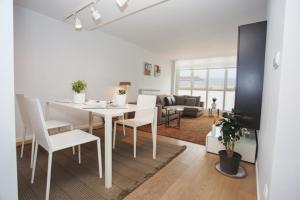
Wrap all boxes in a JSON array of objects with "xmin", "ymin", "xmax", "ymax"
[{"xmin": 48, "ymin": 100, "xmax": 140, "ymax": 117}]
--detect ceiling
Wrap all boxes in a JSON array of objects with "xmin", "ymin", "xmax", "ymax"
[{"xmin": 15, "ymin": 0, "xmax": 268, "ymax": 60}]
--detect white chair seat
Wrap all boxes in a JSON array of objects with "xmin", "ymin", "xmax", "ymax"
[
  {"xmin": 115, "ymin": 119, "xmax": 150, "ymax": 128},
  {"xmin": 46, "ymin": 120, "xmax": 72, "ymax": 130},
  {"xmin": 113, "ymin": 95, "xmax": 157, "ymax": 159},
  {"xmin": 26, "ymin": 98, "xmax": 102, "ymax": 200},
  {"xmin": 50, "ymin": 130, "xmax": 99, "ymax": 152}
]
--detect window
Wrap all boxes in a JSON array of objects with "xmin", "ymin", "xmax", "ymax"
[
  {"xmin": 208, "ymin": 69, "xmax": 225, "ymax": 90},
  {"xmin": 193, "ymin": 70, "xmax": 207, "ymax": 89},
  {"xmin": 175, "ymin": 67, "xmax": 236, "ymax": 111},
  {"xmin": 178, "ymin": 90, "xmax": 191, "ymax": 95},
  {"xmin": 224, "ymin": 91, "xmax": 235, "ymax": 111},
  {"xmin": 227, "ymin": 68, "xmax": 237, "ymax": 89}
]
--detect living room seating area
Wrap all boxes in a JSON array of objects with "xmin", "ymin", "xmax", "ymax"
[{"xmin": 156, "ymin": 95, "xmax": 204, "ymax": 125}]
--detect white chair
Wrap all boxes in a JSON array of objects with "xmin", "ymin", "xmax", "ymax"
[
  {"xmin": 16, "ymin": 94, "xmax": 75, "ymax": 168},
  {"xmin": 113, "ymin": 95, "xmax": 157, "ymax": 159},
  {"xmin": 26, "ymin": 98, "xmax": 102, "ymax": 200}
]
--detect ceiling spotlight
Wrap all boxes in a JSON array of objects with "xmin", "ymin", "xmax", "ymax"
[
  {"xmin": 74, "ymin": 16, "xmax": 82, "ymax": 30},
  {"xmin": 91, "ymin": 6, "xmax": 101, "ymax": 21},
  {"xmin": 116, "ymin": 0, "xmax": 129, "ymax": 7}
]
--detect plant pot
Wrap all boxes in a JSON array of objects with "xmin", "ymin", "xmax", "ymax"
[
  {"xmin": 114, "ymin": 94, "xmax": 127, "ymax": 106},
  {"xmin": 218, "ymin": 150, "xmax": 242, "ymax": 175},
  {"xmin": 73, "ymin": 93, "xmax": 85, "ymax": 104}
]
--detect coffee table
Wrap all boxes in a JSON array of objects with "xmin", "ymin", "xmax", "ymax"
[{"xmin": 165, "ymin": 106, "xmax": 184, "ymax": 129}]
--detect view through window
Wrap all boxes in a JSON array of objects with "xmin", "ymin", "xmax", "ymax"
[{"xmin": 175, "ymin": 57, "xmax": 237, "ymax": 111}]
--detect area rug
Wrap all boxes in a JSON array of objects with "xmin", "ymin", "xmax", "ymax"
[
  {"xmin": 17, "ymin": 129, "xmax": 186, "ymax": 200},
  {"xmin": 139, "ymin": 113, "xmax": 220, "ymax": 145}
]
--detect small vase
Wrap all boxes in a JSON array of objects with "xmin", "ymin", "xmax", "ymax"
[
  {"xmin": 114, "ymin": 94, "xmax": 127, "ymax": 106},
  {"xmin": 73, "ymin": 93, "xmax": 85, "ymax": 104}
]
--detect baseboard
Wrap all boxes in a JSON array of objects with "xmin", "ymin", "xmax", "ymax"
[
  {"xmin": 256, "ymin": 161, "xmax": 260, "ymax": 200},
  {"xmin": 16, "ymin": 122, "xmax": 103, "ymax": 146}
]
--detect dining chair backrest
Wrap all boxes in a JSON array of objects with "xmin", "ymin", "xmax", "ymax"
[
  {"xmin": 135, "ymin": 95, "xmax": 157, "ymax": 123},
  {"xmin": 25, "ymin": 98, "xmax": 51, "ymax": 151},
  {"xmin": 16, "ymin": 94, "xmax": 30, "ymax": 129}
]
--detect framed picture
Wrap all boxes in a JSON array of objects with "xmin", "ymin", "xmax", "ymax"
[
  {"xmin": 154, "ymin": 65, "xmax": 161, "ymax": 77},
  {"xmin": 144, "ymin": 62, "xmax": 152, "ymax": 76}
]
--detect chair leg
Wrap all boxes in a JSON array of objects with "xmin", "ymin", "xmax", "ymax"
[
  {"xmin": 78, "ymin": 145, "xmax": 81, "ymax": 164},
  {"xmin": 122, "ymin": 115, "xmax": 126, "ymax": 136},
  {"xmin": 45, "ymin": 152, "xmax": 53, "ymax": 200},
  {"xmin": 151, "ymin": 123, "xmax": 157, "ymax": 159},
  {"xmin": 30, "ymin": 135, "xmax": 36, "ymax": 168},
  {"xmin": 20, "ymin": 127, "xmax": 27, "ymax": 158},
  {"xmin": 70, "ymin": 125, "xmax": 76, "ymax": 155},
  {"xmin": 97, "ymin": 139, "xmax": 102, "ymax": 178},
  {"xmin": 133, "ymin": 127, "xmax": 137, "ymax": 158},
  {"xmin": 31, "ymin": 141, "xmax": 38, "ymax": 184},
  {"xmin": 72, "ymin": 146, "xmax": 75, "ymax": 155},
  {"xmin": 113, "ymin": 121, "xmax": 117, "ymax": 149}
]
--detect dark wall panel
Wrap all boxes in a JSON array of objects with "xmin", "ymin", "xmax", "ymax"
[{"xmin": 235, "ymin": 21, "xmax": 267, "ymax": 130}]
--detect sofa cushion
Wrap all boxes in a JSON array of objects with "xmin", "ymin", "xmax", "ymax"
[
  {"xmin": 157, "ymin": 95, "xmax": 169, "ymax": 107},
  {"xmin": 164, "ymin": 96, "xmax": 175, "ymax": 106},
  {"xmin": 174, "ymin": 95, "xmax": 186, "ymax": 105},
  {"xmin": 185, "ymin": 97, "xmax": 196, "ymax": 106},
  {"xmin": 185, "ymin": 95, "xmax": 201, "ymax": 107}
]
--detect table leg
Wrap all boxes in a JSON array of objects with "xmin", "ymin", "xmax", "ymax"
[
  {"xmin": 104, "ymin": 114, "xmax": 112, "ymax": 188},
  {"xmin": 89, "ymin": 112, "xmax": 93, "ymax": 134},
  {"xmin": 165, "ymin": 110, "xmax": 168, "ymax": 128},
  {"xmin": 178, "ymin": 112, "xmax": 181, "ymax": 129},
  {"xmin": 152, "ymin": 107, "xmax": 157, "ymax": 159}
]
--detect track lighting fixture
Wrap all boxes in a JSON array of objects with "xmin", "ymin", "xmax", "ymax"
[
  {"xmin": 74, "ymin": 16, "xmax": 83, "ymax": 30},
  {"xmin": 65, "ymin": 0, "xmax": 131, "ymax": 30},
  {"xmin": 91, "ymin": 6, "xmax": 101, "ymax": 21},
  {"xmin": 116, "ymin": 0, "xmax": 129, "ymax": 8}
]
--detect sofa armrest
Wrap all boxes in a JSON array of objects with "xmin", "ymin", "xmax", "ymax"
[
  {"xmin": 199, "ymin": 101, "xmax": 204, "ymax": 108},
  {"xmin": 156, "ymin": 104, "xmax": 163, "ymax": 123}
]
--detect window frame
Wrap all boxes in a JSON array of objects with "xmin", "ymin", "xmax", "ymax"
[{"xmin": 175, "ymin": 67, "xmax": 236, "ymax": 111}]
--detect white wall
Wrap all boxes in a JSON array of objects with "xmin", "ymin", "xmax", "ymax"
[
  {"xmin": 257, "ymin": 0, "xmax": 286, "ymax": 198},
  {"xmin": 258, "ymin": 0, "xmax": 300, "ymax": 199},
  {"xmin": 14, "ymin": 5, "xmax": 172, "ymax": 138},
  {"xmin": 0, "ymin": 0, "xmax": 18, "ymax": 199}
]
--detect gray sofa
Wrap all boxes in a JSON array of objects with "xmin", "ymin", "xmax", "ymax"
[{"xmin": 156, "ymin": 95, "xmax": 204, "ymax": 125}]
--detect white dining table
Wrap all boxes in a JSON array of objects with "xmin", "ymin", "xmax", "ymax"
[{"xmin": 47, "ymin": 100, "xmax": 157, "ymax": 189}]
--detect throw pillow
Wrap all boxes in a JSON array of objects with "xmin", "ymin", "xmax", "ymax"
[
  {"xmin": 164, "ymin": 96, "xmax": 174, "ymax": 106},
  {"xmin": 185, "ymin": 97, "xmax": 196, "ymax": 106},
  {"xmin": 174, "ymin": 95, "xmax": 185, "ymax": 105},
  {"xmin": 170, "ymin": 96, "xmax": 176, "ymax": 105}
]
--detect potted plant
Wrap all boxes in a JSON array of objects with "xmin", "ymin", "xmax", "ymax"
[
  {"xmin": 72, "ymin": 80, "xmax": 87, "ymax": 104},
  {"xmin": 114, "ymin": 89, "xmax": 127, "ymax": 106},
  {"xmin": 216, "ymin": 109, "xmax": 247, "ymax": 175},
  {"xmin": 212, "ymin": 97, "xmax": 217, "ymax": 109}
]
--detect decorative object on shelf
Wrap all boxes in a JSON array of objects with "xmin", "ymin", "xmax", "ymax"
[
  {"xmin": 154, "ymin": 65, "xmax": 161, "ymax": 77},
  {"xmin": 216, "ymin": 109, "xmax": 249, "ymax": 175},
  {"xmin": 144, "ymin": 62, "xmax": 152, "ymax": 76},
  {"xmin": 114, "ymin": 89, "xmax": 127, "ymax": 106},
  {"xmin": 72, "ymin": 80, "xmax": 87, "ymax": 104},
  {"xmin": 212, "ymin": 97, "xmax": 217, "ymax": 109}
]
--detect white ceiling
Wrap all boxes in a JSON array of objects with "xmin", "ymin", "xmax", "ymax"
[{"xmin": 15, "ymin": 0, "xmax": 268, "ymax": 60}]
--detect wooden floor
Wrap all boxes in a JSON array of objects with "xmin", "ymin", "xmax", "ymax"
[
  {"xmin": 17, "ymin": 129, "xmax": 186, "ymax": 200},
  {"xmin": 125, "ymin": 131, "xmax": 257, "ymax": 200}
]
